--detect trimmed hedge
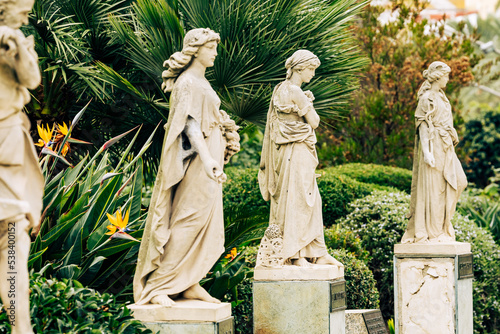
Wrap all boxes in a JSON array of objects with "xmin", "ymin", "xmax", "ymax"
[
  {"xmin": 325, "ymin": 225, "xmax": 370, "ymax": 262},
  {"xmin": 224, "ymin": 167, "xmax": 374, "ymax": 227},
  {"xmin": 0, "ymin": 273, "xmax": 151, "ymax": 334},
  {"xmin": 327, "ymin": 163, "xmax": 413, "ymax": 193},
  {"xmin": 328, "ymin": 249, "xmax": 380, "ymax": 309},
  {"xmin": 339, "ymin": 190, "xmax": 500, "ymax": 333}
]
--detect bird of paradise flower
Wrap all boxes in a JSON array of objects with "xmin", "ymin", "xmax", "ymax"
[
  {"xmin": 224, "ymin": 247, "xmax": 238, "ymax": 261},
  {"xmin": 105, "ymin": 208, "xmax": 139, "ymax": 242}
]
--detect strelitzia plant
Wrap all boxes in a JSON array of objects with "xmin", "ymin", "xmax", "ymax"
[
  {"xmin": 106, "ymin": 208, "xmax": 139, "ymax": 242},
  {"xmin": 29, "ymin": 102, "xmax": 158, "ymax": 296}
]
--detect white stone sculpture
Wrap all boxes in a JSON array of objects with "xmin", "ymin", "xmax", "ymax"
[
  {"xmin": 0, "ymin": 0, "xmax": 44, "ymax": 333},
  {"xmin": 133, "ymin": 28, "xmax": 240, "ymax": 308},
  {"xmin": 402, "ymin": 61, "xmax": 467, "ymax": 243},
  {"xmin": 257, "ymin": 50, "xmax": 341, "ymax": 268}
]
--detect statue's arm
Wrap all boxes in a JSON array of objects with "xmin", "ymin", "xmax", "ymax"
[
  {"xmin": 14, "ymin": 34, "xmax": 41, "ymax": 89},
  {"xmin": 0, "ymin": 29, "xmax": 40, "ymax": 89},
  {"xmin": 417, "ymin": 98, "xmax": 435, "ymax": 167},
  {"xmin": 184, "ymin": 116, "xmax": 226, "ymax": 183},
  {"xmin": 292, "ymin": 87, "xmax": 319, "ymax": 129}
]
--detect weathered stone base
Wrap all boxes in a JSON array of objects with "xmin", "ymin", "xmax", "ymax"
[
  {"xmin": 128, "ymin": 299, "xmax": 231, "ymax": 322},
  {"xmin": 253, "ymin": 279, "xmax": 346, "ymax": 334},
  {"xmin": 128, "ymin": 299, "xmax": 234, "ymax": 333},
  {"xmin": 394, "ymin": 242, "xmax": 473, "ymax": 334},
  {"xmin": 140, "ymin": 317, "xmax": 234, "ymax": 334},
  {"xmin": 345, "ymin": 309, "xmax": 387, "ymax": 334},
  {"xmin": 254, "ymin": 264, "xmax": 344, "ymax": 281}
]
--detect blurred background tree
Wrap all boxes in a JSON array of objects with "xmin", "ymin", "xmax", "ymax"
[{"xmin": 316, "ymin": 0, "xmax": 478, "ymax": 169}]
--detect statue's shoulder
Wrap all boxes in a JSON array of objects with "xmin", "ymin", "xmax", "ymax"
[{"xmin": 419, "ymin": 90, "xmax": 436, "ymax": 103}]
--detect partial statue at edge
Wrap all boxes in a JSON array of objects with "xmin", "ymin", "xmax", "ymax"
[
  {"xmin": 257, "ymin": 50, "xmax": 342, "ymax": 268},
  {"xmin": 133, "ymin": 28, "xmax": 240, "ymax": 307},
  {"xmin": 402, "ymin": 61, "xmax": 467, "ymax": 244},
  {"xmin": 0, "ymin": 0, "xmax": 44, "ymax": 333}
]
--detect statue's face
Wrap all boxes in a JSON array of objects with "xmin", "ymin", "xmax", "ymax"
[
  {"xmin": 438, "ymin": 73, "xmax": 449, "ymax": 89},
  {"xmin": 299, "ymin": 66, "xmax": 316, "ymax": 84},
  {"xmin": 3, "ymin": 0, "xmax": 34, "ymax": 29},
  {"xmin": 194, "ymin": 40, "xmax": 218, "ymax": 68}
]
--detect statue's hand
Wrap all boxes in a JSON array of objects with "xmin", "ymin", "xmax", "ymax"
[
  {"xmin": 303, "ymin": 90, "xmax": 315, "ymax": 102},
  {"xmin": 203, "ymin": 158, "xmax": 226, "ymax": 183},
  {"xmin": 423, "ymin": 151, "xmax": 435, "ymax": 168}
]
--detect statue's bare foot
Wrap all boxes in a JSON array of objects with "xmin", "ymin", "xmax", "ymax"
[
  {"xmin": 183, "ymin": 283, "xmax": 221, "ymax": 304},
  {"xmin": 292, "ymin": 257, "xmax": 311, "ymax": 267},
  {"xmin": 316, "ymin": 254, "xmax": 344, "ymax": 268},
  {"xmin": 151, "ymin": 294, "xmax": 176, "ymax": 307}
]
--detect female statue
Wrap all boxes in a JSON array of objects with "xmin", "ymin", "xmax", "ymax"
[
  {"xmin": 402, "ymin": 61, "xmax": 467, "ymax": 243},
  {"xmin": 257, "ymin": 50, "xmax": 341, "ymax": 268},
  {"xmin": 134, "ymin": 28, "xmax": 239, "ymax": 307},
  {"xmin": 0, "ymin": 0, "xmax": 44, "ymax": 333}
]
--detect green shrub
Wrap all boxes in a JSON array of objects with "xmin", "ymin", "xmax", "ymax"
[
  {"xmin": 317, "ymin": 171, "xmax": 374, "ymax": 226},
  {"xmin": 224, "ymin": 168, "xmax": 374, "ymax": 227},
  {"xmin": 340, "ymin": 190, "xmax": 500, "ymax": 333},
  {"xmin": 325, "ymin": 225, "xmax": 370, "ymax": 262},
  {"xmin": 0, "ymin": 272, "xmax": 151, "ymax": 334},
  {"xmin": 328, "ymin": 249, "xmax": 380, "ymax": 309},
  {"xmin": 461, "ymin": 108, "xmax": 500, "ymax": 188},
  {"xmin": 327, "ymin": 163, "xmax": 413, "ymax": 193}
]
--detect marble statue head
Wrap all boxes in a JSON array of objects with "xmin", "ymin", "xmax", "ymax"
[
  {"xmin": 162, "ymin": 28, "xmax": 220, "ymax": 92},
  {"xmin": 0, "ymin": 0, "xmax": 34, "ymax": 28},
  {"xmin": 285, "ymin": 50, "xmax": 321, "ymax": 79},
  {"xmin": 418, "ymin": 61, "xmax": 451, "ymax": 98},
  {"xmin": 423, "ymin": 61, "xmax": 451, "ymax": 83}
]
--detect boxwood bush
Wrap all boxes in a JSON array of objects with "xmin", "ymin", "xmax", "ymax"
[
  {"xmin": 328, "ymin": 248, "xmax": 380, "ymax": 309},
  {"xmin": 327, "ymin": 163, "xmax": 413, "ymax": 193},
  {"xmin": 0, "ymin": 272, "xmax": 151, "ymax": 334},
  {"xmin": 224, "ymin": 168, "xmax": 374, "ymax": 227},
  {"xmin": 339, "ymin": 190, "xmax": 500, "ymax": 333}
]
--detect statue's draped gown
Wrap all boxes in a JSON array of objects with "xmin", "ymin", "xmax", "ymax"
[
  {"xmin": 402, "ymin": 90, "xmax": 467, "ymax": 243},
  {"xmin": 259, "ymin": 81, "xmax": 328, "ymax": 262},
  {"xmin": 0, "ymin": 32, "xmax": 43, "ymax": 228},
  {"xmin": 134, "ymin": 71, "xmax": 225, "ymax": 304}
]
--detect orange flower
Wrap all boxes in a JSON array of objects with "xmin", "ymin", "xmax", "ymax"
[
  {"xmin": 105, "ymin": 208, "xmax": 139, "ymax": 242},
  {"xmin": 224, "ymin": 247, "xmax": 238, "ymax": 260},
  {"xmin": 35, "ymin": 124, "xmax": 54, "ymax": 148}
]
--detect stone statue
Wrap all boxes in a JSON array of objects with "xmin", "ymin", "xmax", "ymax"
[
  {"xmin": 257, "ymin": 50, "xmax": 341, "ymax": 268},
  {"xmin": 402, "ymin": 61, "xmax": 467, "ymax": 243},
  {"xmin": 133, "ymin": 28, "xmax": 240, "ymax": 307},
  {"xmin": 0, "ymin": 0, "xmax": 44, "ymax": 333}
]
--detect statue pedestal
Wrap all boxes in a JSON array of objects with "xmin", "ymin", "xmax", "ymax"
[
  {"xmin": 253, "ymin": 266, "xmax": 345, "ymax": 334},
  {"xmin": 345, "ymin": 309, "xmax": 388, "ymax": 334},
  {"xmin": 394, "ymin": 242, "xmax": 473, "ymax": 334},
  {"xmin": 128, "ymin": 299, "xmax": 234, "ymax": 334}
]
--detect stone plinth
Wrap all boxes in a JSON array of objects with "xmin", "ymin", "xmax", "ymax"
[
  {"xmin": 254, "ymin": 264, "xmax": 344, "ymax": 281},
  {"xmin": 345, "ymin": 309, "xmax": 388, "ymax": 334},
  {"xmin": 394, "ymin": 242, "xmax": 473, "ymax": 334},
  {"xmin": 254, "ymin": 266, "xmax": 345, "ymax": 334},
  {"xmin": 128, "ymin": 300, "xmax": 233, "ymax": 334}
]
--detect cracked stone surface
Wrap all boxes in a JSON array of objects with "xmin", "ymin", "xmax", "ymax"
[{"xmin": 398, "ymin": 258, "xmax": 455, "ymax": 334}]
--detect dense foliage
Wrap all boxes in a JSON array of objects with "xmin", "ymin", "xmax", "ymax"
[
  {"xmin": 323, "ymin": 0, "xmax": 477, "ymax": 169},
  {"xmin": 340, "ymin": 190, "xmax": 500, "ymax": 333},
  {"xmin": 327, "ymin": 163, "xmax": 412, "ymax": 193},
  {"xmin": 461, "ymin": 108, "xmax": 500, "ymax": 188},
  {"xmin": 0, "ymin": 272, "xmax": 150, "ymax": 334}
]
